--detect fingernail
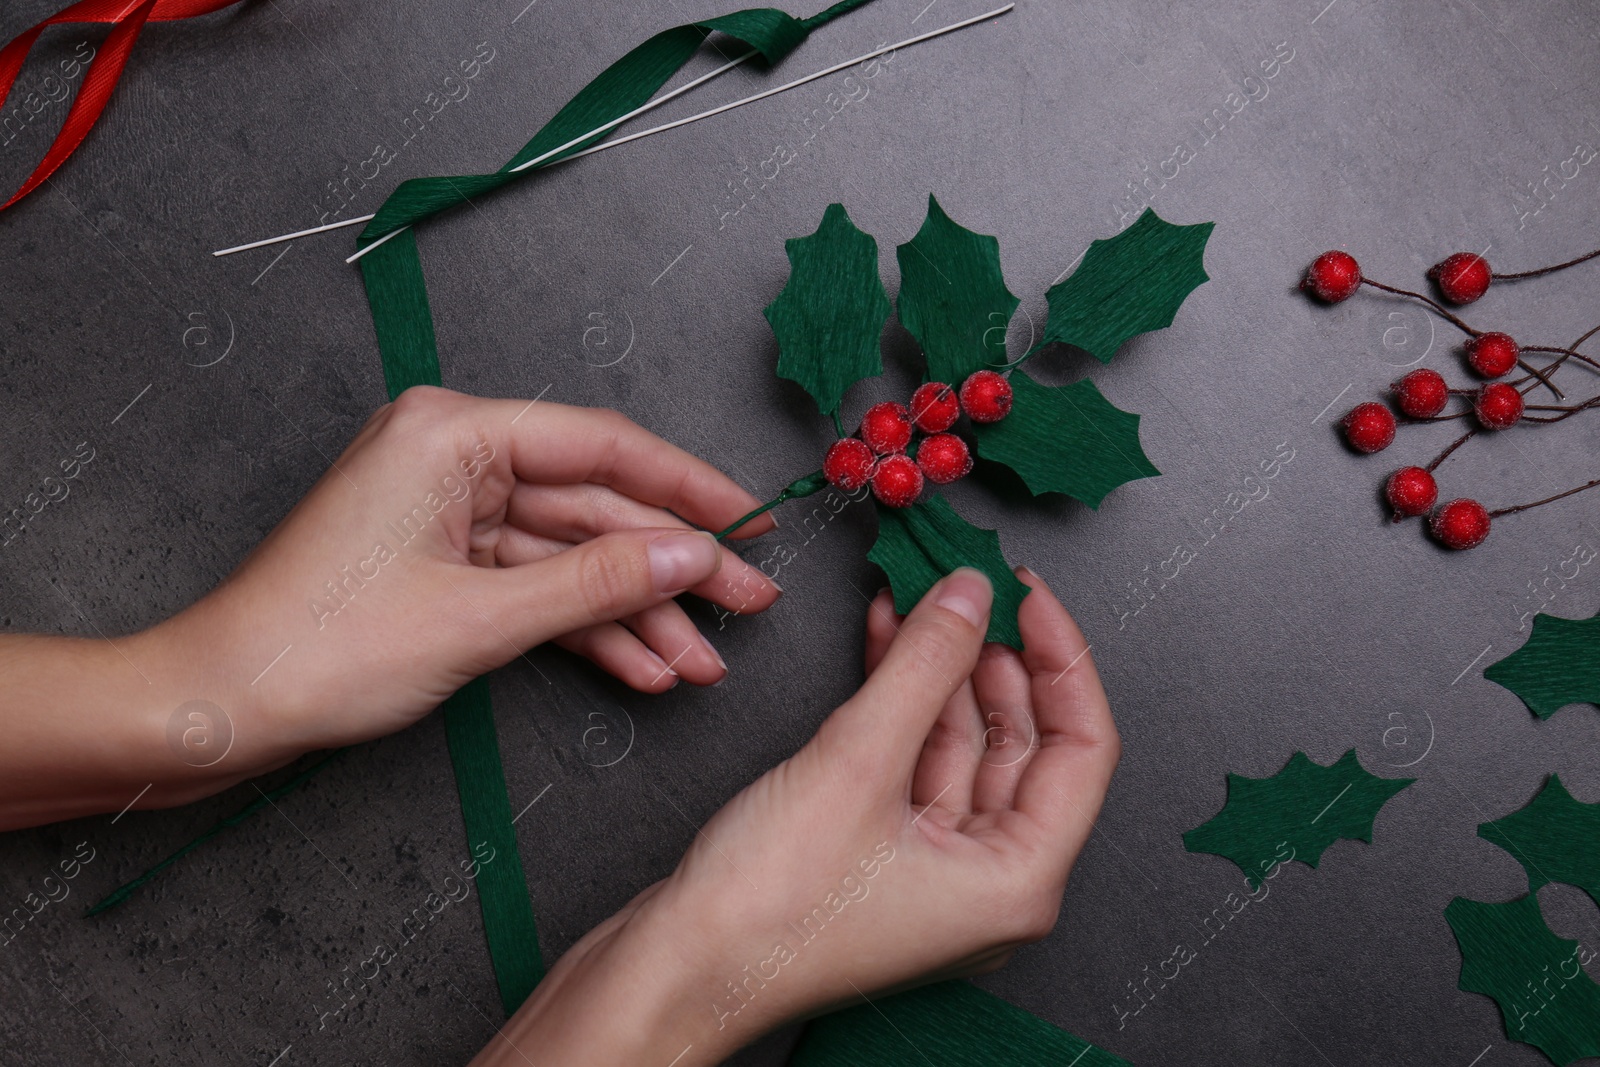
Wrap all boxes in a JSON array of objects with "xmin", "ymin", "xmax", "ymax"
[
  {"xmin": 936, "ymin": 568, "xmax": 992, "ymax": 628},
  {"xmin": 701, "ymin": 634, "xmax": 728, "ymax": 674},
  {"xmin": 645, "ymin": 647, "xmax": 679, "ymax": 686},
  {"xmin": 649, "ymin": 532, "xmax": 720, "ymax": 595}
]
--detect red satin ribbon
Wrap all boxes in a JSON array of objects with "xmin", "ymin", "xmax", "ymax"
[{"xmin": 0, "ymin": 0, "xmax": 241, "ymax": 211}]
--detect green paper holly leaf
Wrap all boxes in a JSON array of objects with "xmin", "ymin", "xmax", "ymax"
[
  {"xmin": 1480, "ymin": 774, "xmax": 1600, "ymax": 907},
  {"xmin": 972, "ymin": 371, "xmax": 1158, "ymax": 508},
  {"xmin": 1183, "ymin": 750, "xmax": 1414, "ymax": 888},
  {"xmin": 867, "ymin": 494, "xmax": 1030, "ymax": 649},
  {"xmin": 1043, "ymin": 208, "xmax": 1214, "ymax": 364},
  {"xmin": 1445, "ymin": 894, "xmax": 1600, "ymax": 1066},
  {"xmin": 896, "ymin": 195, "xmax": 1019, "ymax": 385},
  {"xmin": 764, "ymin": 203, "xmax": 891, "ymax": 417},
  {"xmin": 1483, "ymin": 611, "xmax": 1600, "ymax": 720}
]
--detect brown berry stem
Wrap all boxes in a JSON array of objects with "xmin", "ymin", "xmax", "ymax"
[
  {"xmin": 1489, "ymin": 477, "xmax": 1600, "ymax": 517},
  {"xmin": 1425, "ymin": 430, "xmax": 1476, "ymax": 473},
  {"xmin": 1521, "ymin": 344, "xmax": 1600, "ymax": 379},
  {"xmin": 1522, "ymin": 393, "xmax": 1600, "ymax": 423},
  {"xmin": 1359, "ymin": 278, "xmax": 1482, "ymax": 337},
  {"xmin": 1490, "ymin": 246, "xmax": 1600, "ymax": 280},
  {"xmin": 1516, "ymin": 358, "xmax": 1565, "ymax": 399},
  {"xmin": 714, "ymin": 469, "xmax": 826, "ymax": 540}
]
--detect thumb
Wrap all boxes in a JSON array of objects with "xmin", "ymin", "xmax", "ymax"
[
  {"xmin": 818, "ymin": 568, "xmax": 992, "ymax": 778},
  {"xmin": 465, "ymin": 528, "xmax": 723, "ymax": 649}
]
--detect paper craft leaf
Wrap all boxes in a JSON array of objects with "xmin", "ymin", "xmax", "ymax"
[
  {"xmin": 1483, "ymin": 612, "xmax": 1600, "ymax": 720},
  {"xmin": 790, "ymin": 979, "xmax": 1132, "ymax": 1067},
  {"xmin": 1183, "ymin": 750, "xmax": 1414, "ymax": 887},
  {"xmin": 867, "ymin": 494, "xmax": 1029, "ymax": 649},
  {"xmin": 896, "ymin": 195, "xmax": 1019, "ymax": 385},
  {"xmin": 972, "ymin": 371, "xmax": 1158, "ymax": 508},
  {"xmin": 1445, "ymin": 894, "xmax": 1600, "ymax": 1066},
  {"xmin": 1043, "ymin": 209, "xmax": 1213, "ymax": 364},
  {"xmin": 764, "ymin": 203, "xmax": 891, "ymax": 417},
  {"xmin": 1480, "ymin": 774, "xmax": 1600, "ymax": 908}
]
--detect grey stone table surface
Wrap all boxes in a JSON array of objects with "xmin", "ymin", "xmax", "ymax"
[{"xmin": 3, "ymin": 0, "xmax": 1599, "ymax": 1064}]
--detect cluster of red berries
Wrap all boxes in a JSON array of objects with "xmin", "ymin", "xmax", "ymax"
[
  {"xmin": 822, "ymin": 370, "xmax": 1013, "ymax": 507},
  {"xmin": 1303, "ymin": 249, "xmax": 1529, "ymax": 551}
]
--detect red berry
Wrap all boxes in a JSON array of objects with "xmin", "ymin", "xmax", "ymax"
[
  {"xmin": 860, "ymin": 401, "xmax": 912, "ymax": 454},
  {"xmin": 1430, "ymin": 498, "xmax": 1491, "ymax": 550},
  {"xmin": 1393, "ymin": 369, "xmax": 1449, "ymax": 418},
  {"xmin": 909, "ymin": 382, "xmax": 960, "ymax": 433},
  {"xmin": 1302, "ymin": 250, "xmax": 1362, "ymax": 303},
  {"xmin": 960, "ymin": 370, "xmax": 1013, "ymax": 423},
  {"xmin": 1385, "ymin": 466, "xmax": 1438, "ymax": 518},
  {"xmin": 1475, "ymin": 382, "xmax": 1524, "ymax": 430},
  {"xmin": 822, "ymin": 437, "xmax": 877, "ymax": 491},
  {"xmin": 915, "ymin": 433, "xmax": 972, "ymax": 485},
  {"xmin": 1465, "ymin": 332, "xmax": 1519, "ymax": 378},
  {"xmin": 1341, "ymin": 402, "xmax": 1397, "ymax": 453},
  {"xmin": 871, "ymin": 453, "xmax": 924, "ymax": 507},
  {"xmin": 1428, "ymin": 253, "xmax": 1491, "ymax": 305}
]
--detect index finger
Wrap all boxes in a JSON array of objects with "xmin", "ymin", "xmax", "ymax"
[
  {"xmin": 1008, "ymin": 568, "xmax": 1121, "ymax": 849},
  {"xmin": 493, "ymin": 399, "xmax": 776, "ymax": 538}
]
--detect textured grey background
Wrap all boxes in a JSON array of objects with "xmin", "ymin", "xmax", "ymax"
[{"xmin": 3, "ymin": 0, "xmax": 1600, "ymax": 1064}]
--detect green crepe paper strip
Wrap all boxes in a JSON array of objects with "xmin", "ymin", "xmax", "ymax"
[
  {"xmin": 360, "ymin": 227, "xmax": 442, "ymax": 394},
  {"xmin": 86, "ymin": 750, "xmax": 346, "ymax": 916},
  {"xmin": 1483, "ymin": 611, "xmax": 1600, "ymax": 720},
  {"xmin": 1040, "ymin": 209, "xmax": 1213, "ymax": 364},
  {"xmin": 355, "ymin": 0, "xmax": 882, "ymax": 429},
  {"xmin": 1444, "ymin": 894, "xmax": 1600, "ymax": 1065},
  {"xmin": 789, "ymin": 979, "xmax": 1132, "ymax": 1066},
  {"xmin": 765, "ymin": 204, "xmax": 891, "ymax": 417},
  {"xmin": 1182, "ymin": 750, "xmax": 1413, "ymax": 889},
  {"xmin": 972, "ymin": 371, "xmax": 1157, "ymax": 508},
  {"xmin": 356, "ymin": 4, "xmax": 872, "ymax": 242},
  {"xmin": 363, "ymin": 273, "xmax": 543, "ymax": 1013},
  {"xmin": 867, "ymin": 494, "xmax": 1030, "ymax": 649},
  {"xmin": 1479, "ymin": 774, "xmax": 1600, "ymax": 908},
  {"xmin": 896, "ymin": 195, "xmax": 1019, "ymax": 385},
  {"xmin": 442, "ymin": 676, "xmax": 544, "ymax": 1013}
]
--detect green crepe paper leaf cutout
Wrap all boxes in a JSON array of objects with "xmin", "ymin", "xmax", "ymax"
[
  {"xmin": 1444, "ymin": 894, "xmax": 1600, "ymax": 1066},
  {"xmin": 867, "ymin": 494, "xmax": 1030, "ymax": 649},
  {"xmin": 1483, "ymin": 611, "xmax": 1600, "ymax": 720},
  {"xmin": 790, "ymin": 979, "xmax": 1132, "ymax": 1067},
  {"xmin": 1043, "ymin": 208, "xmax": 1214, "ymax": 364},
  {"xmin": 1182, "ymin": 750, "xmax": 1414, "ymax": 888},
  {"xmin": 896, "ymin": 195, "xmax": 1020, "ymax": 385},
  {"xmin": 972, "ymin": 370, "xmax": 1158, "ymax": 508},
  {"xmin": 764, "ymin": 204, "xmax": 891, "ymax": 417},
  {"xmin": 1480, "ymin": 774, "xmax": 1600, "ymax": 908}
]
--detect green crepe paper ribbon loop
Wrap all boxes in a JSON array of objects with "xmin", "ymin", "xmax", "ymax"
[{"xmin": 357, "ymin": 1, "xmax": 883, "ymax": 1018}]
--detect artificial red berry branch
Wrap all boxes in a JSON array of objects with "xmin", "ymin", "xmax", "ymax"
[{"xmin": 1301, "ymin": 247, "xmax": 1600, "ymax": 550}]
